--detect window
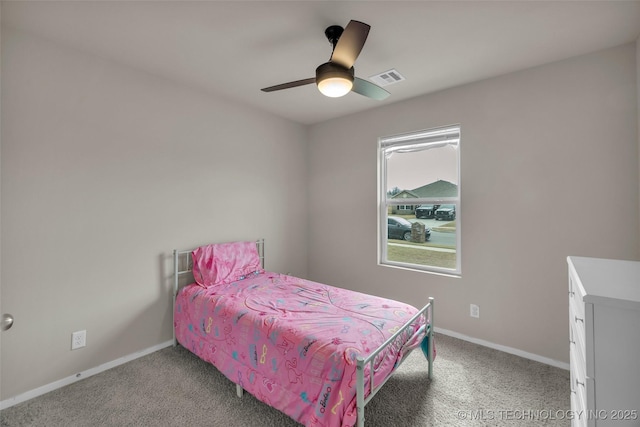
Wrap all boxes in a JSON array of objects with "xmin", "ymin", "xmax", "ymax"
[
  {"xmin": 378, "ymin": 125, "xmax": 461, "ymax": 276},
  {"xmin": 397, "ymin": 205, "xmax": 415, "ymax": 211}
]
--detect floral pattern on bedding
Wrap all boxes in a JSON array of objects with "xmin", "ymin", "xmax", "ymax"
[{"xmin": 174, "ymin": 272, "xmax": 427, "ymax": 427}]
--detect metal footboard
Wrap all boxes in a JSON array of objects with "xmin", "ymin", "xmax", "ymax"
[{"xmin": 355, "ymin": 297, "xmax": 434, "ymax": 427}]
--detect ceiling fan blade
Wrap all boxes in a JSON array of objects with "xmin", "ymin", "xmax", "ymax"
[
  {"xmin": 330, "ymin": 20, "xmax": 370, "ymax": 69},
  {"xmin": 261, "ymin": 78, "xmax": 315, "ymax": 92},
  {"xmin": 352, "ymin": 77, "xmax": 390, "ymax": 100}
]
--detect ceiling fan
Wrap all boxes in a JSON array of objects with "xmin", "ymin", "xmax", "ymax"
[{"xmin": 261, "ymin": 20, "xmax": 390, "ymax": 100}]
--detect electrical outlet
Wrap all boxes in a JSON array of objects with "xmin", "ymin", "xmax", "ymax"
[
  {"xmin": 470, "ymin": 304, "xmax": 480, "ymax": 318},
  {"xmin": 71, "ymin": 330, "xmax": 86, "ymax": 350}
]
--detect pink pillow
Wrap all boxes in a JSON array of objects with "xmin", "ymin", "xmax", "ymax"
[{"xmin": 192, "ymin": 241, "xmax": 263, "ymax": 287}]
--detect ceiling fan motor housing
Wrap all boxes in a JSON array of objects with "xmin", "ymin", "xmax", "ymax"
[{"xmin": 315, "ymin": 62, "xmax": 354, "ymax": 84}]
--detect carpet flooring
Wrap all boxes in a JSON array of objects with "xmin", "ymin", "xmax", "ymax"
[{"xmin": 0, "ymin": 334, "xmax": 570, "ymax": 426}]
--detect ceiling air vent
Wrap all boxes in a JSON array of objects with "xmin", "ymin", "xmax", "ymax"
[{"xmin": 369, "ymin": 69, "xmax": 406, "ymax": 87}]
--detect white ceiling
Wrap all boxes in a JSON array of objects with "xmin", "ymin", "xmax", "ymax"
[{"xmin": 3, "ymin": 1, "xmax": 640, "ymax": 125}]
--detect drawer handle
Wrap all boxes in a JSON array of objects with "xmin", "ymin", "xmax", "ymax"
[
  {"xmin": 576, "ymin": 379, "xmax": 584, "ymax": 388},
  {"xmin": 569, "ymin": 339, "xmax": 575, "ymax": 345},
  {"xmin": 575, "ymin": 316, "xmax": 584, "ymax": 323},
  {"xmin": 569, "ymin": 291, "xmax": 575, "ymax": 296}
]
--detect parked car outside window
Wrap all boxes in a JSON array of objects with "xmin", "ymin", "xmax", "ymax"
[
  {"xmin": 435, "ymin": 204, "xmax": 456, "ymax": 221},
  {"xmin": 388, "ymin": 216, "xmax": 431, "ymax": 241},
  {"xmin": 415, "ymin": 204, "xmax": 440, "ymax": 219}
]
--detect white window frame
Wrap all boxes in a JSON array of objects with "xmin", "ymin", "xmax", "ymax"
[{"xmin": 378, "ymin": 125, "xmax": 461, "ymax": 276}]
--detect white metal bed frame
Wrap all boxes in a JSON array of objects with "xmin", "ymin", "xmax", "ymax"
[{"xmin": 172, "ymin": 239, "xmax": 434, "ymax": 427}]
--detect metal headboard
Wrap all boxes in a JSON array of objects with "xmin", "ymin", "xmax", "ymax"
[{"xmin": 172, "ymin": 238, "xmax": 264, "ymax": 345}]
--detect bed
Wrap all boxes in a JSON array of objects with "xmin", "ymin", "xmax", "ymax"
[{"xmin": 173, "ymin": 239, "xmax": 434, "ymax": 427}]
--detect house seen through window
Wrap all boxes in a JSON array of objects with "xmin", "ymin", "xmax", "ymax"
[{"xmin": 378, "ymin": 125, "xmax": 461, "ymax": 276}]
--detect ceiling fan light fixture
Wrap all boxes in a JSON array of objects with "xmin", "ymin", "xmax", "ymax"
[
  {"xmin": 317, "ymin": 77, "xmax": 353, "ymax": 97},
  {"xmin": 316, "ymin": 62, "xmax": 354, "ymax": 98}
]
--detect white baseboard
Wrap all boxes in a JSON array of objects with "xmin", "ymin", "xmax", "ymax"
[
  {"xmin": 0, "ymin": 340, "xmax": 174, "ymax": 411},
  {"xmin": 435, "ymin": 327, "xmax": 570, "ymax": 370}
]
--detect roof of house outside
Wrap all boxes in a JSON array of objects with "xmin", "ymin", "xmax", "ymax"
[
  {"xmin": 391, "ymin": 180, "xmax": 458, "ymax": 199},
  {"xmin": 391, "ymin": 190, "xmax": 419, "ymax": 199}
]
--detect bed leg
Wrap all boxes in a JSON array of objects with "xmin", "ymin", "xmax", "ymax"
[
  {"xmin": 236, "ymin": 383, "xmax": 244, "ymax": 398},
  {"xmin": 356, "ymin": 361, "xmax": 365, "ymax": 427}
]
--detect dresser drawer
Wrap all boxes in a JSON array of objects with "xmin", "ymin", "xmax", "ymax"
[
  {"xmin": 570, "ymin": 347, "xmax": 588, "ymax": 427},
  {"xmin": 570, "ymin": 392, "xmax": 587, "ymax": 427},
  {"xmin": 569, "ymin": 345, "xmax": 596, "ymax": 427},
  {"xmin": 569, "ymin": 274, "xmax": 585, "ymax": 321},
  {"xmin": 569, "ymin": 297, "xmax": 586, "ymax": 359}
]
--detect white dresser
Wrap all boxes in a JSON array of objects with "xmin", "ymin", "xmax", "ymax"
[{"xmin": 567, "ymin": 256, "xmax": 640, "ymax": 427}]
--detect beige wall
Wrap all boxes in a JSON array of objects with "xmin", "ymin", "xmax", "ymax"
[
  {"xmin": 1, "ymin": 24, "xmax": 638, "ymax": 403},
  {"xmin": 0, "ymin": 28, "xmax": 308, "ymax": 399},
  {"xmin": 307, "ymin": 43, "xmax": 639, "ymax": 364}
]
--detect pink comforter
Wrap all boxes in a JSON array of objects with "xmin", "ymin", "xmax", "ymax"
[{"xmin": 174, "ymin": 272, "xmax": 426, "ymax": 427}]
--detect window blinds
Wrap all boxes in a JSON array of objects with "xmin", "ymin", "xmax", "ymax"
[{"xmin": 380, "ymin": 125, "xmax": 460, "ymax": 154}]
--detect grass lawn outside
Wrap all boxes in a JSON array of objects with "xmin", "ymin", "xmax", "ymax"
[
  {"xmin": 386, "ymin": 213, "xmax": 457, "ymax": 269},
  {"xmin": 387, "ymin": 244, "xmax": 457, "ymax": 269}
]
